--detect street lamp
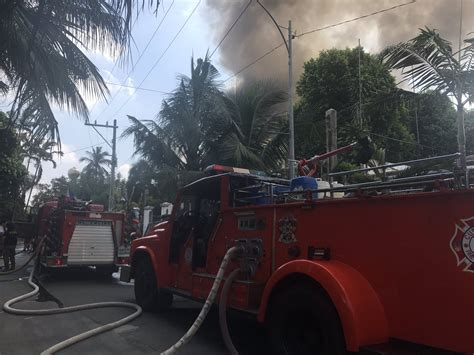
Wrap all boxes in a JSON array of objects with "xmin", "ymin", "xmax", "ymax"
[{"xmin": 256, "ymin": 0, "xmax": 295, "ymax": 179}]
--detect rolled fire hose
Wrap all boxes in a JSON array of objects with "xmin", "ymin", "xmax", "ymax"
[
  {"xmin": 161, "ymin": 246, "xmax": 241, "ymax": 355},
  {"xmin": 219, "ymin": 268, "xmax": 241, "ymax": 355},
  {"xmin": 2, "ymin": 238, "xmax": 142, "ymax": 355}
]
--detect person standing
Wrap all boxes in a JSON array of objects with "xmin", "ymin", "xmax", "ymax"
[{"xmin": 3, "ymin": 222, "xmax": 18, "ymax": 270}]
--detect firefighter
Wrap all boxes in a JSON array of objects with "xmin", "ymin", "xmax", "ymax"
[{"xmin": 3, "ymin": 222, "xmax": 18, "ymax": 270}]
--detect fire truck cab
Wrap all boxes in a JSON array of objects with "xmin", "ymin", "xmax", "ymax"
[{"xmin": 122, "ymin": 163, "xmax": 474, "ymax": 354}]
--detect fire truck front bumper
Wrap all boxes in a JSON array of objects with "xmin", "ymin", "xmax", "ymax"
[{"xmin": 119, "ymin": 265, "xmax": 131, "ymax": 283}]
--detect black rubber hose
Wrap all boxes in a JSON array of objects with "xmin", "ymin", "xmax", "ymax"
[
  {"xmin": 0, "ymin": 238, "xmax": 46, "ymax": 275},
  {"xmin": 219, "ymin": 268, "xmax": 241, "ymax": 355}
]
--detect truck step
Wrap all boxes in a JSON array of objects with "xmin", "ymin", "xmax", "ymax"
[{"xmin": 360, "ymin": 340, "xmax": 460, "ymax": 355}]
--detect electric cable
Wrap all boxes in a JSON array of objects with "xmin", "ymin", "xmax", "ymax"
[
  {"xmin": 107, "ymin": 0, "xmax": 202, "ymax": 121},
  {"xmin": 0, "ymin": 250, "xmax": 37, "ymax": 275},
  {"xmin": 104, "ymin": 82, "xmax": 171, "ymax": 94},
  {"xmin": 62, "ymin": 142, "xmax": 106, "ymax": 155},
  {"xmin": 223, "ymin": 0, "xmax": 417, "ymax": 82},
  {"xmin": 296, "ymin": 0, "xmax": 416, "ymax": 38},
  {"xmin": 223, "ymin": 42, "xmax": 285, "ymax": 83},
  {"xmin": 93, "ymin": 0, "xmax": 175, "ymax": 121},
  {"xmin": 209, "ymin": 0, "xmax": 253, "ymax": 58}
]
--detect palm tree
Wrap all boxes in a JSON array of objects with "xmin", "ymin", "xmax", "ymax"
[
  {"xmin": 0, "ymin": 0, "xmax": 160, "ymax": 143},
  {"xmin": 80, "ymin": 146, "xmax": 112, "ymax": 183},
  {"xmin": 212, "ymin": 81, "xmax": 288, "ymax": 171},
  {"xmin": 381, "ymin": 27, "xmax": 474, "ymax": 170},
  {"xmin": 122, "ymin": 55, "xmax": 226, "ymax": 171}
]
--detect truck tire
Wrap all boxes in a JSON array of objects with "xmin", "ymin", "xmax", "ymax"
[
  {"xmin": 266, "ymin": 283, "xmax": 346, "ymax": 355},
  {"xmin": 134, "ymin": 256, "xmax": 172, "ymax": 312}
]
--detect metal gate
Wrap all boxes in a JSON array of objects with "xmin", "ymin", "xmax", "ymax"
[{"xmin": 67, "ymin": 220, "xmax": 115, "ymax": 265}]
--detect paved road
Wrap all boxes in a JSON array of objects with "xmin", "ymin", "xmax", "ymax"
[{"xmin": 0, "ymin": 252, "xmax": 267, "ymax": 355}]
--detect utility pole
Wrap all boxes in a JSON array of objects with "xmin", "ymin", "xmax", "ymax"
[
  {"xmin": 85, "ymin": 119, "xmax": 118, "ymax": 211},
  {"xmin": 358, "ymin": 39, "xmax": 363, "ymax": 128},
  {"xmin": 325, "ymin": 109, "xmax": 338, "ymax": 172},
  {"xmin": 288, "ymin": 20, "xmax": 295, "ymax": 179},
  {"xmin": 255, "ymin": 1, "xmax": 295, "ymax": 179}
]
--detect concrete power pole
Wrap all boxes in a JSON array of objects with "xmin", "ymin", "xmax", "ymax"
[
  {"xmin": 255, "ymin": 1, "xmax": 295, "ymax": 179},
  {"xmin": 325, "ymin": 109, "xmax": 338, "ymax": 172},
  {"xmin": 85, "ymin": 119, "xmax": 118, "ymax": 211},
  {"xmin": 288, "ymin": 20, "xmax": 295, "ymax": 179},
  {"xmin": 110, "ymin": 119, "xmax": 117, "ymax": 211}
]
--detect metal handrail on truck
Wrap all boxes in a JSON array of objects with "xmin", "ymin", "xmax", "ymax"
[{"xmin": 232, "ymin": 153, "xmax": 462, "ymax": 206}]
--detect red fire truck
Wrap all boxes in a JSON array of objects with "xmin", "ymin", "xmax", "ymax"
[
  {"xmin": 36, "ymin": 196, "xmax": 130, "ymax": 274},
  {"xmin": 121, "ymin": 152, "xmax": 474, "ymax": 354}
]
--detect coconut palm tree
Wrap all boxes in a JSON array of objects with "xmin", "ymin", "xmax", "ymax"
[
  {"xmin": 0, "ymin": 0, "xmax": 160, "ymax": 143},
  {"xmin": 381, "ymin": 27, "xmax": 474, "ymax": 170},
  {"xmin": 212, "ymin": 81, "xmax": 288, "ymax": 171},
  {"xmin": 80, "ymin": 146, "xmax": 112, "ymax": 183},
  {"xmin": 122, "ymin": 55, "xmax": 226, "ymax": 171}
]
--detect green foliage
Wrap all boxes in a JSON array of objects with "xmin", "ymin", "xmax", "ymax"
[
  {"xmin": 381, "ymin": 27, "xmax": 474, "ymax": 104},
  {"xmin": 0, "ymin": 112, "xmax": 27, "ymax": 220},
  {"xmin": 295, "ymin": 47, "xmax": 417, "ymax": 163},
  {"xmin": 381, "ymin": 27, "xmax": 474, "ymax": 167},
  {"xmin": 79, "ymin": 146, "xmax": 111, "ymax": 183},
  {"xmin": 211, "ymin": 81, "xmax": 288, "ymax": 171},
  {"xmin": 122, "ymin": 56, "xmax": 227, "ymax": 171},
  {"xmin": 409, "ymin": 92, "xmax": 457, "ymax": 156},
  {"xmin": 0, "ymin": 1, "xmax": 134, "ymax": 143},
  {"xmin": 122, "ymin": 56, "xmax": 289, "ymax": 210}
]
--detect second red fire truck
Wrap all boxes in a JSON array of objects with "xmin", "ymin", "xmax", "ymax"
[{"xmin": 36, "ymin": 196, "xmax": 130, "ymax": 274}]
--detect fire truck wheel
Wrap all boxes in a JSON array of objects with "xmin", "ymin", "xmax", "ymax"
[
  {"xmin": 134, "ymin": 257, "xmax": 173, "ymax": 312},
  {"xmin": 266, "ymin": 283, "xmax": 346, "ymax": 355}
]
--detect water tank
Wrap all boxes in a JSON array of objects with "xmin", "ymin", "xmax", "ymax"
[
  {"xmin": 332, "ymin": 181, "xmax": 345, "ymax": 198},
  {"xmin": 290, "ymin": 177, "xmax": 318, "ymax": 200},
  {"xmin": 315, "ymin": 179, "xmax": 330, "ymax": 198}
]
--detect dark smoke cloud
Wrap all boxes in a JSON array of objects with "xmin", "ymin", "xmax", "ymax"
[{"xmin": 205, "ymin": 0, "xmax": 473, "ymax": 85}]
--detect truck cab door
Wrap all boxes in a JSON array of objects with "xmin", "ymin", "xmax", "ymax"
[{"xmin": 169, "ymin": 196, "xmax": 221, "ymax": 291}]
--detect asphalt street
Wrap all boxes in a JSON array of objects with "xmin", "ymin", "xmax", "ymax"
[{"xmin": 0, "ymin": 251, "xmax": 268, "ymax": 355}]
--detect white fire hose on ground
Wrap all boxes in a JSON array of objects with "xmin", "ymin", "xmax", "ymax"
[
  {"xmin": 2, "ymin": 238, "xmax": 142, "ymax": 355},
  {"xmin": 161, "ymin": 246, "xmax": 241, "ymax": 354},
  {"xmin": 2, "ymin": 241, "xmax": 243, "ymax": 355}
]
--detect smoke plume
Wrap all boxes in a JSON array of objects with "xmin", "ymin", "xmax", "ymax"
[{"xmin": 205, "ymin": 0, "xmax": 473, "ymax": 85}]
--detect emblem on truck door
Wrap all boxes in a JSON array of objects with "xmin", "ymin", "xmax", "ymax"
[
  {"xmin": 278, "ymin": 216, "xmax": 297, "ymax": 244},
  {"xmin": 450, "ymin": 218, "xmax": 474, "ymax": 273}
]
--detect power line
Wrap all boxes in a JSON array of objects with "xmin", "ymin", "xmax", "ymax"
[
  {"xmin": 88, "ymin": 14, "xmax": 141, "ymax": 119},
  {"xmin": 107, "ymin": 0, "xmax": 202, "ymax": 121},
  {"xmin": 209, "ymin": 0, "xmax": 253, "ymax": 58},
  {"xmin": 369, "ymin": 132, "xmax": 445, "ymax": 154},
  {"xmin": 93, "ymin": 0, "xmax": 175, "ymax": 121},
  {"xmin": 104, "ymin": 82, "xmax": 171, "ymax": 94},
  {"xmin": 296, "ymin": 0, "xmax": 416, "ymax": 38},
  {"xmin": 223, "ymin": 42, "xmax": 285, "ymax": 82},
  {"xmin": 222, "ymin": 0, "xmax": 417, "ymax": 81},
  {"xmin": 62, "ymin": 142, "xmax": 106, "ymax": 155}
]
